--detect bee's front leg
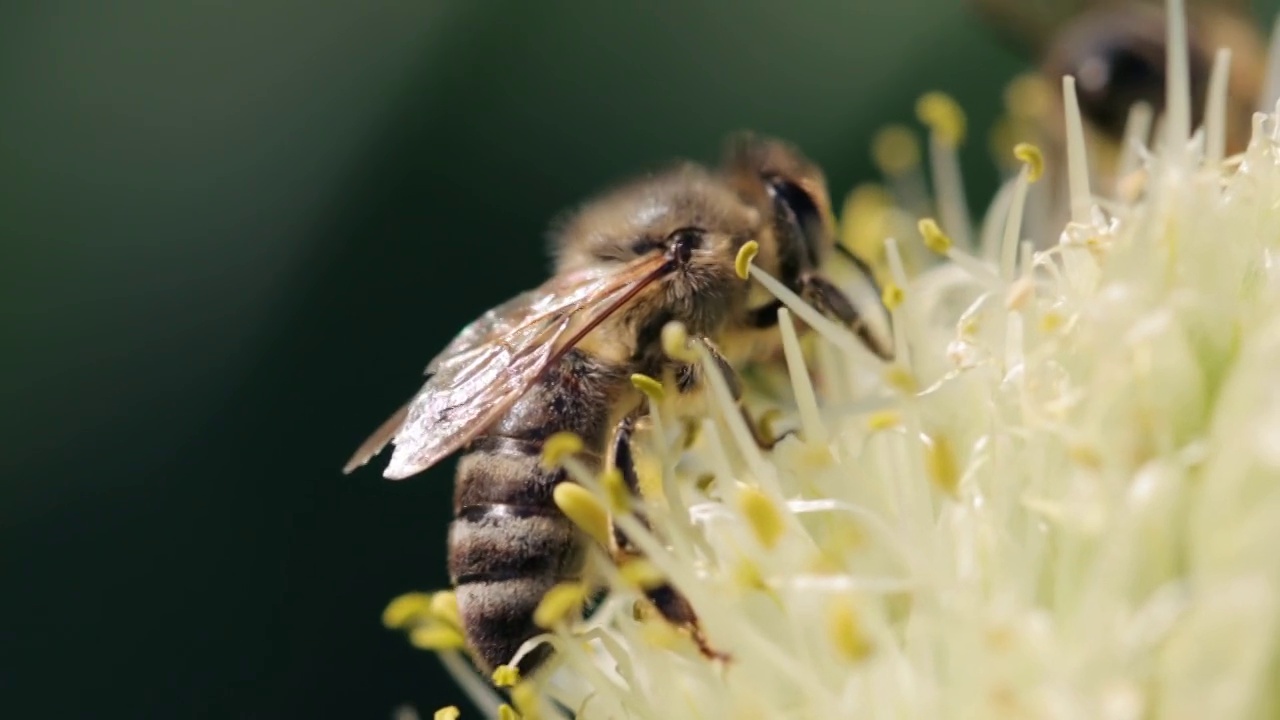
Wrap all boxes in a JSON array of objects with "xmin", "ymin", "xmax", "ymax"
[
  {"xmin": 796, "ymin": 272, "xmax": 894, "ymax": 361},
  {"xmin": 606, "ymin": 406, "xmax": 728, "ymax": 663},
  {"xmin": 677, "ymin": 336, "xmax": 794, "ymax": 450}
]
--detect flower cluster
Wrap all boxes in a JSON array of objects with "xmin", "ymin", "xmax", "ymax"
[{"xmin": 386, "ymin": 2, "xmax": 1280, "ymax": 717}]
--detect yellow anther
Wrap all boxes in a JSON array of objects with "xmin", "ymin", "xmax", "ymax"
[
  {"xmin": 735, "ymin": 240, "xmax": 759, "ymax": 279},
  {"xmin": 1013, "ymin": 142, "xmax": 1044, "ymax": 182},
  {"xmin": 619, "ymin": 558, "xmax": 666, "ymax": 591},
  {"xmin": 552, "ymin": 483, "xmax": 611, "ymax": 548},
  {"xmin": 511, "ymin": 682, "xmax": 541, "ymax": 720},
  {"xmin": 737, "ymin": 486, "xmax": 785, "ymax": 549},
  {"xmin": 732, "ymin": 558, "xmax": 770, "ymax": 593},
  {"xmin": 434, "ymin": 707, "xmax": 461, "ymax": 720},
  {"xmin": 839, "ymin": 183, "xmax": 892, "ymax": 264},
  {"xmin": 408, "ymin": 624, "xmax": 466, "ymax": 650},
  {"xmin": 1004, "ymin": 72, "xmax": 1052, "ymax": 120},
  {"xmin": 918, "ymin": 217, "xmax": 952, "ymax": 255},
  {"xmin": 429, "ymin": 591, "xmax": 461, "ymax": 629},
  {"xmin": 866, "ymin": 410, "xmax": 902, "ymax": 431},
  {"xmin": 871, "ymin": 125, "xmax": 921, "ymax": 176},
  {"xmin": 881, "ymin": 282, "xmax": 905, "ymax": 311},
  {"xmin": 382, "ymin": 592, "xmax": 434, "ymax": 629},
  {"xmin": 540, "ymin": 431, "xmax": 583, "ymax": 469},
  {"xmin": 923, "ymin": 431, "xmax": 960, "ymax": 497},
  {"xmin": 661, "ymin": 320, "xmax": 697, "ymax": 362},
  {"xmin": 1040, "ymin": 310, "xmax": 1065, "ymax": 333},
  {"xmin": 600, "ymin": 467, "xmax": 631, "ymax": 512},
  {"xmin": 533, "ymin": 581, "xmax": 589, "ymax": 629},
  {"xmin": 498, "ymin": 704, "xmax": 520, "ymax": 720},
  {"xmin": 491, "ymin": 665, "xmax": 520, "ymax": 688},
  {"xmin": 828, "ymin": 598, "xmax": 874, "ymax": 662},
  {"xmin": 916, "ymin": 91, "xmax": 967, "ymax": 147},
  {"xmin": 884, "ymin": 365, "xmax": 918, "ymax": 394},
  {"xmin": 959, "ymin": 314, "xmax": 981, "ymax": 339},
  {"xmin": 630, "ymin": 373, "xmax": 665, "ymax": 401}
]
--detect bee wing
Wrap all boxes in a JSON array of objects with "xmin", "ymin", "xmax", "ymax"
[{"xmin": 344, "ymin": 253, "xmax": 669, "ymax": 479}]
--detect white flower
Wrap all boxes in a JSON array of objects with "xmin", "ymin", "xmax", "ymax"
[{"xmin": 390, "ymin": 2, "xmax": 1280, "ymax": 717}]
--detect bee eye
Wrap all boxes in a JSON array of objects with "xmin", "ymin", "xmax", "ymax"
[
  {"xmin": 1054, "ymin": 13, "xmax": 1209, "ymax": 141},
  {"xmin": 667, "ymin": 227, "xmax": 703, "ymax": 264}
]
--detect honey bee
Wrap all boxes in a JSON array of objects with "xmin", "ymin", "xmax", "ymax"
[
  {"xmin": 972, "ymin": 0, "xmax": 1265, "ymax": 205},
  {"xmin": 343, "ymin": 133, "xmax": 892, "ymax": 676}
]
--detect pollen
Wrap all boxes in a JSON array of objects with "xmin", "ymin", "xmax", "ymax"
[
  {"xmin": 433, "ymin": 707, "xmax": 461, "ymax": 720},
  {"xmin": 828, "ymin": 598, "xmax": 874, "ymax": 663},
  {"xmin": 382, "ymin": 592, "xmax": 434, "ymax": 629},
  {"xmin": 866, "ymin": 409, "xmax": 902, "ymax": 431},
  {"xmin": 871, "ymin": 125, "xmax": 921, "ymax": 177},
  {"xmin": 631, "ymin": 373, "xmax": 666, "ymax": 401},
  {"xmin": 661, "ymin": 320, "xmax": 697, "ymax": 362},
  {"xmin": 429, "ymin": 590, "xmax": 461, "ymax": 630},
  {"xmin": 540, "ymin": 431, "xmax": 584, "ymax": 469},
  {"xmin": 881, "ymin": 281, "xmax": 905, "ymax": 311},
  {"xmin": 619, "ymin": 558, "xmax": 666, "ymax": 591},
  {"xmin": 1013, "ymin": 142, "xmax": 1044, "ymax": 182},
  {"xmin": 408, "ymin": 624, "xmax": 466, "ymax": 651},
  {"xmin": 533, "ymin": 581, "xmax": 590, "ymax": 629},
  {"xmin": 918, "ymin": 217, "xmax": 952, "ymax": 255},
  {"xmin": 498, "ymin": 704, "xmax": 520, "ymax": 720},
  {"xmin": 511, "ymin": 682, "xmax": 541, "ymax": 720},
  {"xmin": 737, "ymin": 486, "xmax": 785, "ymax": 549},
  {"xmin": 735, "ymin": 240, "xmax": 760, "ymax": 280},
  {"xmin": 491, "ymin": 665, "xmax": 520, "ymax": 688},
  {"xmin": 552, "ymin": 483, "xmax": 612, "ymax": 548},
  {"xmin": 916, "ymin": 91, "xmax": 966, "ymax": 147},
  {"xmin": 923, "ymin": 431, "xmax": 961, "ymax": 497},
  {"xmin": 883, "ymin": 364, "xmax": 918, "ymax": 394}
]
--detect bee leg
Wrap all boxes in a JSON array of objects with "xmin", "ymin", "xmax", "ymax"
[
  {"xmin": 797, "ymin": 272, "xmax": 895, "ymax": 361},
  {"xmin": 682, "ymin": 336, "xmax": 795, "ymax": 450},
  {"xmin": 607, "ymin": 409, "xmax": 729, "ymax": 663}
]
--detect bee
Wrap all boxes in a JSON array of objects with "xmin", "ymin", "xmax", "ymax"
[
  {"xmin": 343, "ymin": 133, "xmax": 893, "ymax": 676},
  {"xmin": 971, "ymin": 0, "xmax": 1265, "ymax": 205}
]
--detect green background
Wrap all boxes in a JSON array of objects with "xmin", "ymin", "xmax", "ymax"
[{"xmin": 3, "ymin": 1, "xmax": 1274, "ymax": 716}]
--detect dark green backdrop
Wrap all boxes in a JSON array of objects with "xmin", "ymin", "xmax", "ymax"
[{"xmin": 3, "ymin": 1, "xmax": 1273, "ymax": 716}]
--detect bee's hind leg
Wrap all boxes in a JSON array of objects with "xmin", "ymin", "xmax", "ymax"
[{"xmin": 606, "ymin": 408, "xmax": 729, "ymax": 663}]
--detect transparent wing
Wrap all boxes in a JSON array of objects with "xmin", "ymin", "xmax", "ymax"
[{"xmin": 343, "ymin": 254, "xmax": 668, "ymax": 479}]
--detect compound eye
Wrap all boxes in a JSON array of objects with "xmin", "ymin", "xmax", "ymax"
[
  {"xmin": 1052, "ymin": 11, "xmax": 1208, "ymax": 141},
  {"xmin": 666, "ymin": 227, "xmax": 704, "ymax": 264}
]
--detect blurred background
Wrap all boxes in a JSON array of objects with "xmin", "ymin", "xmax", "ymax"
[{"xmin": 3, "ymin": 0, "xmax": 1275, "ymax": 716}]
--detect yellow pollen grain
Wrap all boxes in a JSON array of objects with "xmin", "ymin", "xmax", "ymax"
[
  {"xmin": 511, "ymin": 682, "xmax": 541, "ymax": 720},
  {"xmin": 735, "ymin": 240, "xmax": 759, "ymax": 280},
  {"xmin": 408, "ymin": 624, "xmax": 466, "ymax": 651},
  {"xmin": 918, "ymin": 217, "xmax": 952, "ymax": 255},
  {"xmin": 533, "ymin": 581, "xmax": 590, "ymax": 629},
  {"xmin": 619, "ymin": 558, "xmax": 666, "ymax": 590},
  {"xmin": 1039, "ymin": 310, "xmax": 1065, "ymax": 333},
  {"xmin": 382, "ymin": 592, "xmax": 434, "ymax": 629},
  {"xmin": 491, "ymin": 664, "xmax": 520, "ymax": 688},
  {"xmin": 881, "ymin": 282, "xmax": 905, "ymax": 311},
  {"xmin": 884, "ymin": 365, "xmax": 918, "ymax": 394},
  {"xmin": 630, "ymin": 373, "xmax": 665, "ymax": 401},
  {"xmin": 828, "ymin": 598, "xmax": 874, "ymax": 662},
  {"xmin": 960, "ymin": 314, "xmax": 981, "ymax": 339},
  {"xmin": 661, "ymin": 320, "xmax": 697, "ymax": 362},
  {"xmin": 1013, "ymin": 142, "xmax": 1045, "ymax": 182},
  {"xmin": 732, "ymin": 558, "xmax": 770, "ymax": 593},
  {"xmin": 871, "ymin": 125, "xmax": 921, "ymax": 176},
  {"xmin": 434, "ymin": 707, "xmax": 461, "ymax": 720},
  {"xmin": 923, "ymin": 431, "xmax": 961, "ymax": 497},
  {"xmin": 916, "ymin": 91, "xmax": 967, "ymax": 147},
  {"xmin": 498, "ymin": 704, "xmax": 520, "ymax": 720},
  {"xmin": 552, "ymin": 483, "xmax": 611, "ymax": 548},
  {"xmin": 429, "ymin": 590, "xmax": 461, "ymax": 629},
  {"xmin": 738, "ymin": 486, "xmax": 785, "ymax": 549},
  {"xmin": 540, "ymin": 431, "xmax": 583, "ymax": 469},
  {"xmin": 866, "ymin": 410, "xmax": 902, "ymax": 431},
  {"xmin": 600, "ymin": 467, "xmax": 630, "ymax": 512}
]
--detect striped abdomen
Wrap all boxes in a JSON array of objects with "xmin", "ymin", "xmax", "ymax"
[{"xmin": 447, "ymin": 348, "xmax": 623, "ymax": 673}]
